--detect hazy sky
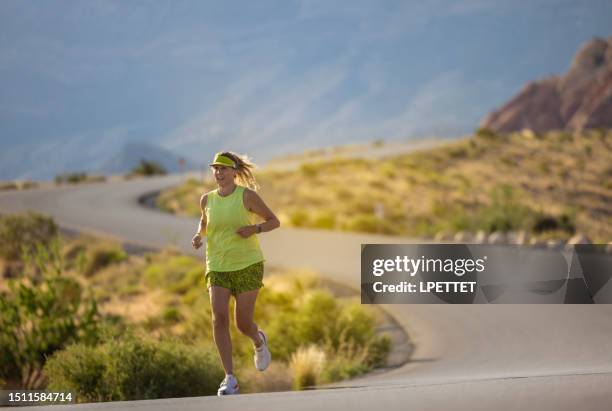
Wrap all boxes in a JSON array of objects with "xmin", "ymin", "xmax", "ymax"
[{"xmin": 1, "ymin": 1, "xmax": 611, "ymax": 178}]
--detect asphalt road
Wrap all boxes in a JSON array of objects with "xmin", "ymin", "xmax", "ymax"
[{"xmin": 1, "ymin": 176, "xmax": 611, "ymax": 411}]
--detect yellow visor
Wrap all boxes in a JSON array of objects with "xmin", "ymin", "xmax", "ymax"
[{"xmin": 209, "ymin": 154, "xmax": 236, "ymax": 168}]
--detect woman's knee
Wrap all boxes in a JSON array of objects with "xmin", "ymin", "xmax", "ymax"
[
  {"xmin": 212, "ymin": 312, "xmax": 229, "ymax": 330},
  {"xmin": 236, "ymin": 317, "xmax": 256, "ymax": 336}
]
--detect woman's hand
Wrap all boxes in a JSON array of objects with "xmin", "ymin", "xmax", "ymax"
[
  {"xmin": 236, "ymin": 225, "xmax": 257, "ymax": 238},
  {"xmin": 192, "ymin": 233, "xmax": 203, "ymax": 249}
]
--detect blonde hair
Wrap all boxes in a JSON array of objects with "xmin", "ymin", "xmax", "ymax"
[{"xmin": 217, "ymin": 151, "xmax": 260, "ymax": 191}]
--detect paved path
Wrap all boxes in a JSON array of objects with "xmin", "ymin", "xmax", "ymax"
[{"xmin": 1, "ymin": 176, "xmax": 611, "ymax": 411}]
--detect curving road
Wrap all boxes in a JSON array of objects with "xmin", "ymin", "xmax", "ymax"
[{"xmin": 1, "ymin": 176, "xmax": 611, "ymax": 411}]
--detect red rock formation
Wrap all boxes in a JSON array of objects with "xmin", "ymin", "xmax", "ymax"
[{"xmin": 481, "ymin": 36, "xmax": 612, "ymax": 133}]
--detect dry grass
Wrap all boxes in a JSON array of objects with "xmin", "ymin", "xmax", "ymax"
[
  {"xmin": 289, "ymin": 345, "xmax": 326, "ymax": 390},
  {"xmin": 159, "ymin": 129, "xmax": 612, "ymax": 242},
  {"xmin": 100, "ymin": 288, "xmax": 166, "ymax": 323},
  {"xmin": 239, "ymin": 362, "xmax": 293, "ymax": 393}
]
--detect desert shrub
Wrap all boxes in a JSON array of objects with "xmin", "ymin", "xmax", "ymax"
[
  {"xmin": 320, "ymin": 354, "xmax": 369, "ymax": 383},
  {"xmin": 264, "ymin": 289, "xmax": 387, "ymax": 374},
  {"xmin": 368, "ymin": 179, "xmax": 388, "ymax": 190},
  {"xmin": 334, "ymin": 302, "xmax": 375, "ymax": 348},
  {"xmin": 161, "ymin": 306, "xmax": 183, "ymax": 324},
  {"xmin": 143, "ymin": 255, "xmax": 201, "ymax": 291},
  {"xmin": 531, "ymin": 213, "xmax": 575, "ymax": 235},
  {"xmin": 83, "ymin": 243, "xmax": 128, "ymax": 276},
  {"xmin": 379, "ymin": 162, "xmax": 396, "ymax": 178},
  {"xmin": 447, "ymin": 146, "xmax": 468, "ymax": 159},
  {"xmin": 366, "ymin": 335, "xmax": 392, "ymax": 368},
  {"xmin": 43, "ymin": 344, "xmax": 109, "ymax": 400},
  {"xmin": 288, "ymin": 209, "xmax": 310, "ymax": 227},
  {"xmin": 475, "ymin": 127, "xmax": 497, "ymax": 140},
  {"xmin": 55, "ymin": 172, "xmax": 88, "ymax": 184},
  {"xmin": 0, "ymin": 182, "xmax": 18, "ymax": 190},
  {"xmin": 341, "ymin": 213, "xmax": 379, "ymax": 233},
  {"xmin": 0, "ymin": 212, "xmax": 58, "ymax": 261},
  {"xmin": 299, "ymin": 163, "xmax": 319, "ymax": 178},
  {"xmin": 17, "ymin": 181, "xmax": 38, "ymax": 190},
  {"xmin": 558, "ymin": 132, "xmax": 573, "ymax": 142},
  {"xmin": 87, "ymin": 175, "xmax": 107, "ymax": 183},
  {"xmin": 341, "ymin": 213, "xmax": 398, "ymax": 234},
  {"xmin": 167, "ymin": 267, "xmax": 204, "ymax": 294},
  {"xmin": 483, "ymin": 185, "xmax": 536, "ymax": 233},
  {"xmin": 428, "ymin": 186, "xmax": 539, "ymax": 235},
  {"xmin": 0, "ymin": 246, "xmax": 100, "ymax": 388},
  {"xmin": 334, "ymin": 187, "xmax": 354, "ymax": 200},
  {"xmin": 45, "ymin": 334, "xmax": 223, "ymax": 402},
  {"xmin": 311, "ymin": 211, "xmax": 336, "ymax": 229},
  {"xmin": 130, "ymin": 160, "xmax": 167, "ymax": 177},
  {"xmin": 117, "ymin": 284, "xmax": 141, "ymax": 298},
  {"xmin": 538, "ymin": 161, "xmax": 551, "ymax": 174},
  {"xmin": 293, "ymin": 291, "xmax": 340, "ymax": 345},
  {"xmin": 446, "ymin": 208, "xmax": 473, "ymax": 232},
  {"xmin": 180, "ymin": 309, "xmax": 213, "ymax": 343}
]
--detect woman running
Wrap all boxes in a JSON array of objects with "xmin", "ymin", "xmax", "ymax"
[{"xmin": 191, "ymin": 151, "xmax": 280, "ymax": 396}]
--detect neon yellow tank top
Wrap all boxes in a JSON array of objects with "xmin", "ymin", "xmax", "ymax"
[{"xmin": 205, "ymin": 185, "xmax": 264, "ymax": 272}]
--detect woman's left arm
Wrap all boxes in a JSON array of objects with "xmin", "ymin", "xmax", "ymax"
[{"xmin": 236, "ymin": 189, "xmax": 280, "ymax": 238}]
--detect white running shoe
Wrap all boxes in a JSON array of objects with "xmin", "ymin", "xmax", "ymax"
[
  {"xmin": 254, "ymin": 329, "xmax": 271, "ymax": 371},
  {"xmin": 217, "ymin": 374, "xmax": 239, "ymax": 396}
]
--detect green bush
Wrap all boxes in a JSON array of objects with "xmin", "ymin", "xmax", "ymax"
[
  {"xmin": 285, "ymin": 298, "xmax": 390, "ymax": 386},
  {"xmin": 366, "ymin": 335, "xmax": 392, "ymax": 368},
  {"xmin": 45, "ymin": 334, "xmax": 224, "ymax": 402},
  {"xmin": 475, "ymin": 127, "xmax": 497, "ymax": 140},
  {"xmin": 379, "ymin": 163, "xmax": 396, "ymax": 178},
  {"xmin": 55, "ymin": 172, "xmax": 88, "ymax": 184},
  {"xmin": 483, "ymin": 185, "xmax": 535, "ymax": 232},
  {"xmin": 44, "ymin": 344, "xmax": 109, "ymax": 400},
  {"xmin": 0, "ymin": 212, "xmax": 58, "ymax": 261},
  {"xmin": 341, "ymin": 213, "xmax": 398, "ymax": 234},
  {"xmin": 311, "ymin": 211, "xmax": 336, "ymax": 229},
  {"xmin": 447, "ymin": 146, "xmax": 468, "ymax": 159},
  {"xmin": 264, "ymin": 289, "xmax": 386, "ymax": 373},
  {"xmin": 0, "ymin": 182, "xmax": 18, "ymax": 190},
  {"xmin": 161, "ymin": 306, "xmax": 183, "ymax": 324},
  {"xmin": 335, "ymin": 302, "xmax": 375, "ymax": 348},
  {"xmin": 143, "ymin": 255, "xmax": 200, "ymax": 291},
  {"xmin": 289, "ymin": 209, "xmax": 310, "ymax": 227},
  {"xmin": 531, "ymin": 213, "xmax": 575, "ymax": 235},
  {"xmin": 0, "ymin": 247, "xmax": 100, "ymax": 388},
  {"xmin": 341, "ymin": 213, "xmax": 380, "ymax": 233},
  {"xmin": 320, "ymin": 355, "xmax": 369, "ymax": 383},
  {"xmin": 130, "ymin": 160, "xmax": 167, "ymax": 177},
  {"xmin": 83, "ymin": 244, "xmax": 128, "ymax": 276},
  {"xmin": 293, "ymin": 291, "xmax": 340, "ymax": 345},
  {"xmin": 299, "ymin": 163, "xmax": 319, "ymax": 178}
]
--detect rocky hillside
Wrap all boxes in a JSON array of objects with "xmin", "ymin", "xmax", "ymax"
[
  {"xmin": 158, "ymin": 129, "xmax": 612, "ymax": 243},
  {"xmin": 481, "ymin": 36, "xmax": 612, "ymax": 132}
]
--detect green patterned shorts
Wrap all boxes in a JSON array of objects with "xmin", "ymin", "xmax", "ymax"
[{"xmin": 205, "ymin": 261, "xmax": 264, "ymax": 296}]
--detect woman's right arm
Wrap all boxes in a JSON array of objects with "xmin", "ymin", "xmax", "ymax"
[{"xmin": 192, "ymin": 194, "xmax": 208, "ymax": 249}]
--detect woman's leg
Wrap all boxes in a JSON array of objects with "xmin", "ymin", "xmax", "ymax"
[
  {"xmin": 235, "ymin": 289, "xmax": 264, "ymax": 347},
  {"xmin": 209, "ymin": 286, "xmax": 233, "ymax": 374}
]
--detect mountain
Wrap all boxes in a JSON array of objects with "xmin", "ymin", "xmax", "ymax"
[
  {"xmin": 481, "ymin": 36, "xmax": 612, "ymax": 133},
  {"xmin": 97, "ymin": 142, "xmax": 198, "ymax": 175}
]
